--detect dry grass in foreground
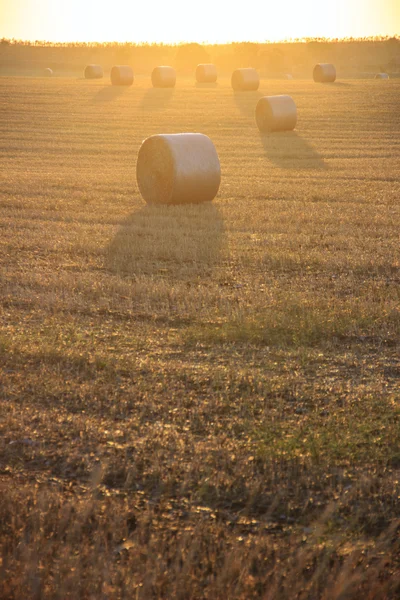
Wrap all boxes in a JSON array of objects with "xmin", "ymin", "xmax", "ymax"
[{"xmin": 0, "ymin": 75, "xmax": 399, "ymax": 598}]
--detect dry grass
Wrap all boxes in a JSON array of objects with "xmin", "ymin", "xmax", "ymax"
[{"xmin": 0, "ymin": 75, "xmax": 399, "ymax": 599}]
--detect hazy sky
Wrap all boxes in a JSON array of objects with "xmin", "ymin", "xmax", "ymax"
[{"xmin": 0, "ymin": 0, "xmax": 399, "ymax": 43}]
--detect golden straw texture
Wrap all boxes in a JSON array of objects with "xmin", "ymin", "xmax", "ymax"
[
  {"xmin": 151, "ymin": 66, "xmax": 176, "ymax": 88},
  {"xmin": 136, "ymin": 133, "xmax": 221, "ymax": 205},
  {"xmin": 84, "ymin": 64, "xmax": 103, "ymax": 79},
  {"xmin": 231, "ymin": 68, "xmax": 260, "ymax": 91},
  {"xmin": 110, "ymin": 65, "xmax": 134, "ymax": 86},
  {"xmin": 256, "ymin": 95, "xmax": 297, "ymax": 133},
  {"xmin": 313, "ymin": 63, "xmax": 336, "ymax": 83},
  {"xmin": 196, "ymin": 64, "xmax": 218, "ymax": 83}
]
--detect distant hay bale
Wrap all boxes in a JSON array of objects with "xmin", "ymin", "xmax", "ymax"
[
  {"xmin": 151, "ymin": 66, "xmax": 176, "ymax": 88},
  {"xmin": 84, "ymin": 64, "xmax": 103, "ymax": 79},
  {"xmin": 313, "ymin": 63, "xmax": 336, "ymax": 83},
  {"xmin": 256, "ymin": 95, "xmax": 297, "ymax": 133},
  {"xmin": 43, "ymin": 68, "xmax": 53, "ymax": 77},
  {"xmin": 284, "ymin": 73, "xmax": 293, "ymax": 80},
  {"xmin": 231, "ymin": 68, "xmax": 260, "ymax": 91},
  {"xmin": 375, "ymin": 73, "xmax": 389, "ymax": 79},
  {"xmin": 136, "ymin": 133, "xmax": 221, "ymax": 205},
  {"xmin": 110, "ymin": 65, "xmax": 134, "ymax": 86},
  {"xmin": 196, "ymin": 64, "xmax": 218, "ymax": 83}
]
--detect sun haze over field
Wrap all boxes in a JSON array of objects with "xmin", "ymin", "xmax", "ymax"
[{"xmin": 0, "ymin": 0, "xmax": 399, "ymax": 43}]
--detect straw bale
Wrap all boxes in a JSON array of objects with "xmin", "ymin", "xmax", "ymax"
[
  {"xmin": 136, "ymin": 133, "xmax": 221, "ymax": 205},
  {"xmin": 313, "ymin": 63, "xmax": 336, "ymax": 83},
  {"xmin": 85, "ymin": 64, "xmax": 103, "ymax": 79},
  {"xmin": 256, "ymin": 95, "xmax": 297, "ymax": 133},
  {"xmin": 231, "ymin": 68, "xmax": 260, "ymax": 91},
  {"xmin": 196, "ymin": 64, "xmax": 218, "ymax": 83},
  {"xmin": 110, "ymin": 65, "xmax": 134, "ymax": 86},
  {"xmin": 151, "ymin": 66, "xmax": 176, "ymax": 88}
]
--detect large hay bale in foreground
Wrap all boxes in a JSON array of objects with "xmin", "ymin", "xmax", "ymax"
[
  {"xmin": 256, "ymin": 95, "xmax": 297, "ymax": 133},
  {"xmin": 110, "ymin": 65, "xmax": 134, "ymax": 86},
  {"xmin": 43, "ymin": 68, "xmax": 53, "ymax": 77},
  {"xmin": 375, "ymin": 73, "xmax": 389, "ymax": 79},
  {"xmin": 313, "ymin": 63, "xmax": 336, "ymax": 83},
  {"xmin": 151, "ymin": 66, "xmax": 176, "ymax": 88},
  {"xmin": 84, "ymin": 64, "xmax": 103, "ymax": 79},
  {"xmin": 231, "ymin": 68, "xmax": 260, "ymax": 91},
  {"xmin": 136, "ymin": 133, "xmax": 221, "ymax": 205},
  {"xmin": 196, "ymin": 64, "xmax": 218, "ymax": 83}
]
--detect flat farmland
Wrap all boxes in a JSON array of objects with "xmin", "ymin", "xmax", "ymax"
[{"xmin": 1, "ymin": 76, "xmax": 399, "ymax": 599}]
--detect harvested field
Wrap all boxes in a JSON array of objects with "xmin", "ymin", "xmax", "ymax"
[{"xmin": 0, "ymin": 75, "xmax": 399, "ymax": 599}]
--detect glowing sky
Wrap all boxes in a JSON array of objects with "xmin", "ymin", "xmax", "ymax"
[{"xmin": 0, "ymin": 0, "xmax": 399, "ymax": 43}]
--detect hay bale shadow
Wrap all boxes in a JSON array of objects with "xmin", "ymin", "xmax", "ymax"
[
  {"xmin": 106, "ymin": 202, "xmax": 224, "ymax": 280},
  {"xmin": 195, "ymin": 82, "xmax": 218, "ymax": 88},
  {"xmin": 259, "ymin": 132, "xmax": 328, "ymax": 170},
  {"xmin": 91, "ymin": 86, "xmax": 128, "ymax": 103},
  {"xmin": 233, "ymin": 90, "xmax": 264, "ymax": 117},
  {"xmin": 139, "ymin": 87, "xmax": 175, "ymax": 111}
]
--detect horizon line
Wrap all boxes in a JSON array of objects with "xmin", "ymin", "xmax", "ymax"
[{"xmin": 2, "ymin": 34, "xmax": 400, "ymax": 46}]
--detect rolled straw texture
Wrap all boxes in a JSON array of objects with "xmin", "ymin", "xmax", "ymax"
[
  {"xmin": 110, "ymin": 65, "xmax": 134, "ymax": 86},
  {"xmin": 231, "ymin": 68, "xmax": 260, "ymax": 91},
  {"xmin": 136, "ymin": 133, "xmax": 221, "ymax": 205},
  {"xmin": 85, "ymin": 64, "xmax": 103, "ymax": 79},
  {"xmin": 313, "ymin": 63, "xmax": 336, "ymax": 83},
  {"xmin": 256, "ymin": 95, "xmax": 297, "ymax": 133},
  {"xmin": 196, "ymin": 64, "xmax": 218, "ymax": 83},
  {"xmin": 151, "ymin": 66, "xmax": 176, "ymax": 88}
]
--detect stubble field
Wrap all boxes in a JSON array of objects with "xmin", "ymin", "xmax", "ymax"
[{"xmin": 0, "ymin": 75, "xmax": 399, "ymax": 598}]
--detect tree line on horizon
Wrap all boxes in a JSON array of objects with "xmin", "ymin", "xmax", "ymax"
[
  {"xmin": 1, "ymin": 35, "xmax": 399, "ymax": 46},
  {"xmin": 1, "ymin": 36, "xmax": 399, "ymax": 77}
]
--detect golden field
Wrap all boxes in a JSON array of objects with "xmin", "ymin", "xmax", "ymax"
[{"xmin": 0, "ymin": 75, "xmax": 399, "ymax": 599}]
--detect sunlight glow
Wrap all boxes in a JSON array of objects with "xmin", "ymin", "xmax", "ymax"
[{"xmin": 0, "ymin": 0, "xmax": 399, "ymax": 43}]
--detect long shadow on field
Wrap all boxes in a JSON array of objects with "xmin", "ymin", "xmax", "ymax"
[
  {"xmin": 194, "ymin": 82, "xmax": 218, "ymax": 89},
  {"xmin": 91, "ymin": 86, "xmax": 129, "ymax": 103},
  {"xmin": 233, "ymin": 90, "xmax": 264, "ymax": 118},
  {"xmin": 259, "ymin": 132, "xmax": 328, "ymax": 170},
  {"xmin": 139, "ymin": 87, "xmax": 175, "ymax": 111},
  {"xmin": 331, "ymin": 81, "xmax": 353, "ymax": 87},
  {"xmin": 106, "ymin": 202, "xmax": 224, "ymax": 280}
]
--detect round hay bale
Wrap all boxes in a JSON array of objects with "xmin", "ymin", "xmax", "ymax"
[
  {"xmin": 136, "ymin": 133, "xmax": 221, "ymax": 205},
  {"xmin": 231, "ymin": 68, "xmax": 260, "ymax": 91},
  {"xmin": 284, "ymin": 73, "xmax": 293, "ymax": 80},
  {"xmin": 43, "ymin": 68, "xmax": 53, "ymax": 77},
  {"xmin": 151, "ymin": 66, "xmax": 176, "ymax": 88},
  {"xmin": 256, "ymin": 95, "xmax": 297, "ymax": 133},
  {"xmin": 375, "ymin": 73, "xmax": 389, "ymax": 79},
  {"xmin": 196, "ymin": 64, "xmax": 218, "ymax": 83},
  {"xmin": 110, "ymin": 65, "xmax": 134, "ymax": 86},
  {"xmin": 313, "ymin": 63, "xmax": 336, "ymax": 83},
  {"xmin": 85, "ymin": 64, "xmax": 103, "ymax": 79}
]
